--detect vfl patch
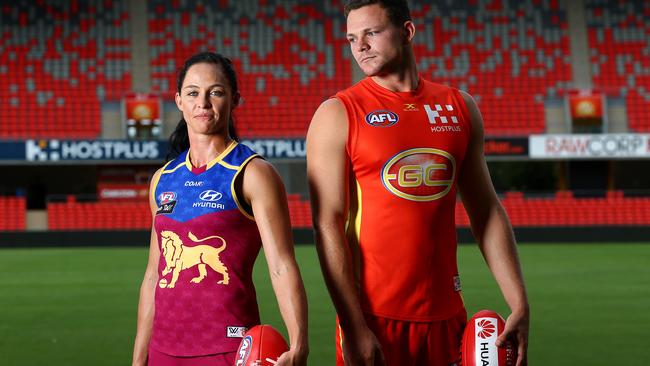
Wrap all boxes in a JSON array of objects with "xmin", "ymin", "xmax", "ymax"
[
  {"xmin": 157, "ymin": 192, "xmax": 177, "ymax": 214},
  {"xmin": 381, "ymin": 148, "xmax": 456, "ymax": 202},
  {"xmin": 235, "ymin": 335, "xmax": 253, "ymax": 366},
  {"xmin": 365, "ymin": 110, "xmax": 399, "ymax": 127},
  {"xmin": 227, "ymin": 326, "xmax": 248, "ymax": 338},
  {"xmin": 160, "ymin": 192, "xmax": 176, "ymax": 204}
]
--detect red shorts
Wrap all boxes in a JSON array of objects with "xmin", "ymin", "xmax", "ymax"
[
  {"xmin": 148, "ymin": 347, "xmax": 235, "ymax": 366},
  {"xmin": 336, "ymin": 309, "xmax": 467, "ymax": 366}
]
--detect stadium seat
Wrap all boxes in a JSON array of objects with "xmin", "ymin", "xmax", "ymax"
[
  {"xmin": 48, "ymin": 199, "xmax": 150, "ymax": 230},
  {"xmin": 286, "ymin": 193, "xmax": 312, "ymax": 228},
  {"xmin": 0, "ymin": 196, "xmax": 26, "ymax": 231},
  {"xmin": 456, "ymin": 191, "xmax": 650, "ymax": 227},
  {"xmin": 585, "ymin": 1, "xmax": 650, "ymax": 131},
  {"xmin": 147, "ymin": 0, "xmax": 350, "ymax": 138},
  {"xmin": 411, "ymin": 0, "xmax": 571, "ymax": 136},
  {"xmin": 0, "ymin": 0, "xmax": 131, "ymax": 138},
  {"xmin": 37, "ymin": 190, "xmax": 650, "ymax": 230}
]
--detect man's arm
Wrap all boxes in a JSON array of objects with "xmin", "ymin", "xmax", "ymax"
[
  {"xmin": 306, "ymin": 99, "xmax": 385, "ymax": 366},
  {"xmin": 457, "ymin": 91, "xmax": 529, "ymax": 366}
]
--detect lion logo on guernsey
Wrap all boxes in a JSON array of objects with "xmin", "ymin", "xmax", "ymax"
[
  {"xmin": 381, "ymin": 148, "xmax": 456, "ymax": 202},
  {"xmin": 365, "ymin": 110, "xmax": 399, "ymax": 127},
  {"xmin": 158, "ymin": 231, "xmax": 229, "ymax": 289}
]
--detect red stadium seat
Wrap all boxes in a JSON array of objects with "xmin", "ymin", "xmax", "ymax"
[
  {"xmin": 147, "ymin": 0, "xmax": 349, "ymax": 138},
  {"xmin": 586, "ymin": 1, "xmax": 650, "ymax": 132},
  {"xmin": 0, "ymin": 1, "xmax": 131, "ymax": 139},
  {"xmin": 0, "ymin": 196, "xmax": 26, "ymax": 231},
  {"xmin": 456, "ymin": 191, "xmax": 650, "ymax": 227},
  {"xmin": 46, "ymin": 196, "xmax": 314, "ymax": 230},
  {"xmin": 411, "ymin": 1, "xmax": 571, "ymax": 136},
  {"xmin": 47, "ymin": 200, "xmax": 151, "ymax": 230},
  {"xmin": 35, "ymin": 191, "xmax": 650, "ymax": 231},
  {"xmin": 286, "ymin": 195, "xmax": 312, "ymax": 228}
]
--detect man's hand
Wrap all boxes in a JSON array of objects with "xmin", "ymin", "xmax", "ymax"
[
  {"xmin": 274, "ymin": 347, "xmax": 308, "ymax": 366},
  {"xmin": 496, "ymin": 309, "xmax": 529, "ymax": 366},
  {"xmin": 342, "ymin": 326, "xmax": 386, "ymax": 366}
]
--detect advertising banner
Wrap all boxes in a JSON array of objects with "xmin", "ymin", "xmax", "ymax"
[
  {"xmin": 483, "ymin": 137, "xmax": 528, "ymax": 157},
  {"xmin": 530, "ymin": 134, "xmax": 650, "ymax": 159}
]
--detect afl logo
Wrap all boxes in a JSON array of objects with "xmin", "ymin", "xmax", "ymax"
[
  {"xmin": 381, "ymin": 148, "xmax": 455, "ymax": 202},
  {"xmin": 199, "ymin": 190, "xmax": 222, "ymax": 202},
  {"xmin": 235, "ymin": 335, "xmax": 252, "ymax": 366},
  {"xmin": 365, "ymin": 110, "xmax": 399, "ymax": 127}
]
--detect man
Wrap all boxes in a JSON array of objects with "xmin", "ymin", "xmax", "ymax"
[{"xmin": 306, "ymin": 1, "xmax": 529, "ymax": 365}]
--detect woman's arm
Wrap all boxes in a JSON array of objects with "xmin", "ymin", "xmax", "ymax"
[
  {"xmin": 132, "ymin": 170, "xmax": 162, "ymax": 366},
  {"xmin": 242, "ymin": 158, "xmax": 309, "ymax": 366}
]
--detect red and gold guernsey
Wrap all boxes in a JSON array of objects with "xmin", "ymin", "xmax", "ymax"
[
  {"xmin": 335, "ymin": 77, "xmax": 472, "ymax": 321},
  {"xmin": 150, "ymin": 142, "xmax": 262, "ymax": 356}
]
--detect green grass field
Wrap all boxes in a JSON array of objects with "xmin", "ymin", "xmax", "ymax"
[{"xmin": 1, "ymin": 243, "xmax": 649, "ymax": 365}]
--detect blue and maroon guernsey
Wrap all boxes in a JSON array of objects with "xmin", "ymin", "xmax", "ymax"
[{"xmin": 150, "ymin": 142, "xmax": 263, "ymax": 357}]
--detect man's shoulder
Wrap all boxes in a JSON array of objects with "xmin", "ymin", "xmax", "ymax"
[
  {"xmin": 311, "ymin": 97, "xmax": 347, "ymax": 126},
  {"xmin": 308, "ymin": 96, "xmax": 349, "ymax": 147},
  {"xmin": 335, "ymin": 78, "xmax": 369, "ymax": 99}
]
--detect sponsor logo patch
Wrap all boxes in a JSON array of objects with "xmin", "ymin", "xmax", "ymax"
[
  {"xmin": 194, "ymin": 190, "xmax": 225, "ymax": 209},
  {"xmin": 199, "ymin": 190, "xmax": 222, "ymax": 202},
  {"xmin": 365, "ymin": 110, "xmax": 399, "ymax": 127},
  {"xmin": 477, "ymin": 319, "xmax": 496, "ymax": 339},
  {"xmin": 454, "ymin": 275, "xmax": 462, "ymax": 292},
  {"xmin": 227, "ymin": 326, "xmax": 248, "ymax": 338},
  {"xmin": 160, "ymin": 192, "xmax": 176, "ymax": 204},
  {"xmin": 425, "ymin": 104, "xmax": 461, "ymax": 132},
  {"xmin": 184, "ymin": 180, "xmax": 205, "ymax": 187},
  {"xmin": 157, "ymin": 192, "xmax": 177, "ymax": 214},
  {"xmin": 381, "ymin": 148, "xmax": 456, "ymax": 202},
  {"xmin": 475, "ymin": 317, "xmax": 499, "ymax": 365},
  {"xmin": 403, "ymin": 103, "xmax": 419, "ymax": 111}
]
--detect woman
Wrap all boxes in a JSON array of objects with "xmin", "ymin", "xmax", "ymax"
[{"xmin": 132, "ymin": 52, "xmax": 308, "ymax": 366}]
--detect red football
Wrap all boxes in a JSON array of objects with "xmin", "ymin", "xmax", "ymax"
[
  {"xmin": 234, "ymin": 324, "xmax": 289, "ymax": 366},
  {"xmin": 461, "ymin": 310, "xmax": 515, "ymax": 366}
]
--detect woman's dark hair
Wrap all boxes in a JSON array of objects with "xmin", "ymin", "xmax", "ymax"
[{"xmin": 167, "ymin": 52, "xmax": 240, "ymax": 161}]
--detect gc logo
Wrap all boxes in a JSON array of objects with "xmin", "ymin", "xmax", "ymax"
[{"xmin": 381, "ymin": 148, "xmax": 456, "ymax": 202}]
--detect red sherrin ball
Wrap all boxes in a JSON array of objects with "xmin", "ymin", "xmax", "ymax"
[
  {"xmin": 234, "ymin": 324, "xmax": 289, "ymax": 366},
  {"xmin": 461, "ymin": 310, "xmax": 515, "ymax": 366}
]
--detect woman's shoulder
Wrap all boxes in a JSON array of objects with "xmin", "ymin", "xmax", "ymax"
[{"xmin": 242, "ymin": 158, "xmax": 284, "ymax": 192}]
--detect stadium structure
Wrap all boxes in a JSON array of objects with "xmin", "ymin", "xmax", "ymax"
[{"xmin": 1, "ymin": 0, "xmax": 650, "ymax": 245}]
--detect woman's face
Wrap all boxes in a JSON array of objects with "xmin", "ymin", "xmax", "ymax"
[{"xmin": 175, "ymin": 62, "xmax": 236, "ymax": 137}]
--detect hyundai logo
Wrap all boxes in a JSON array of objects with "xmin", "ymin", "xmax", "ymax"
[{"xmin": 199, "ymin": 190, "xmax": 222, "ymax": 202}]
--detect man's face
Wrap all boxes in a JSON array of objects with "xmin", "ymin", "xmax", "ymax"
[{"xmin": 346, "ymin": 4, "xmax": 405, "ymax": 77}]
